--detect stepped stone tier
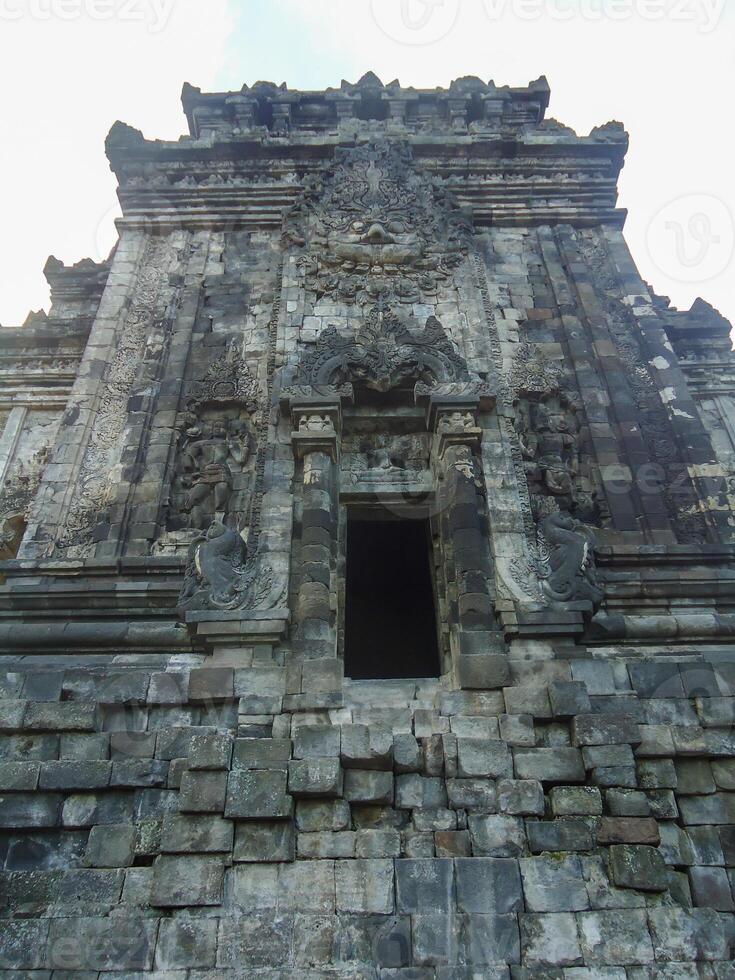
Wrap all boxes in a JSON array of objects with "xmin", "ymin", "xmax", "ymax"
[{"xmin": 0, "ymin": 72, "xmax": 734, "ymax": 976}]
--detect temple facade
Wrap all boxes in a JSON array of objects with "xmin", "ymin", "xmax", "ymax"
[{"xmin": 0, "ymin": 73, "xmax": 734, "ymax": 975}]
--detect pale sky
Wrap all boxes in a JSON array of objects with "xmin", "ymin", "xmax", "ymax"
[{"xmin": 0, "ymin": 0, "xmax": 733, "ymax": 330}]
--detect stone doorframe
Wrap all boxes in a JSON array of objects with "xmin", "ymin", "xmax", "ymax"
[{"xmin": 282, "ymin": 381, "xmax": 508, "ymax": 699}]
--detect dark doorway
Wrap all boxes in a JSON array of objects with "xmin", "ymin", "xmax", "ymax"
[{"xmin": 344, "ymin": 517, "xmax": 440, "ymax": 679}]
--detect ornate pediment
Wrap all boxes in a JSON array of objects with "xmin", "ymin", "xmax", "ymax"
[
  {"xmin": 285, "ymin": 140, "xmax": 472, "ymax": 306},
  {"xmin": 188, "ymin": 341, "xmax": 261, "ymax": 412},
  {"xmin": 294, "ymin": 304, "xmax": 471, "ymax": 392}
]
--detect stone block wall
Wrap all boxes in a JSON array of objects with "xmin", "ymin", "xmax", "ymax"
[{"xmin": 0, "ymin": 651, "xmax": 733, "ymax": 976}]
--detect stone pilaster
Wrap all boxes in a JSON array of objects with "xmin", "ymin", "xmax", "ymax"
[
  {"xmin": 288, "ymin": 397, "xmax": 344, "ymax": 704},
  {"xmin": 427, "ymin": 393, "xmax": 509, "ymax": 690}
]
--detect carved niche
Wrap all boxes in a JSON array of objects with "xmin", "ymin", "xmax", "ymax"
[
  {"xmin": 157, "ymin": 341, "xmax": 261, "ymax": 552},
  {"xmin": 284, "ymin": 141, "xmax": 472, "ymax": 306}
]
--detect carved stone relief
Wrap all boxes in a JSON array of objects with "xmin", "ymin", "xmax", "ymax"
[
  {"xmin": 178, "ymin": 520, "xmax": 285, "ymax": 613},
  {"xmin": 295, "ymin": 303, "xmax": 471, "ymax": 393},
  {"xmin": 511, "ymin": 344, "xmax": 598, "ymax": 524},
  {"xmin": 156, "ymin": 341, "xmax": 261, "ymax": 554},
  {"xmin": 342, "ymin": 431, "xmax": 431, "ymax": 489},
  {"xmin": 0, "ymin": 446, "xmax": 51, "ymax": 561},
  {"xmin": 56, "ymin": 237, "xmax": 177, "ymax": 557},
  {"xmin": 285, "ymin": 141, "xmax": 472, "ymax": 307},
  {"xmin": 0, "ymin": 411, "xmax": 61, "ymax": 560}
]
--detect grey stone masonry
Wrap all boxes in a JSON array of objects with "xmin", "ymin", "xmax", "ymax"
[{"xmin": 0, "ymin": 70, "xmax": 735, "ymax": 976}]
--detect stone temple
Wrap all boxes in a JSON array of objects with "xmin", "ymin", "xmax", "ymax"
[{"xmin": 0, "ymin": 72, "xmax": 734, "ymax": 975}]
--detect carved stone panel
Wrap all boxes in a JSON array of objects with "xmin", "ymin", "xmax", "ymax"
[{"xmin": 285, "ymin": 140, "xmax": 472, "ymax": 307}]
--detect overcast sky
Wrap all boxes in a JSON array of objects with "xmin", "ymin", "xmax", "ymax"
[{"xmin": 0, "ymin": 0, "xmax": 732, "ymax": 330}]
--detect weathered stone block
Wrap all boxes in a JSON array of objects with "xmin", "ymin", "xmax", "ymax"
[
  {"xmin": 155, "ymin": 917, "xmax": 218, "ymax": 970},
  {"xmin": 344, "ymin": 768, "xmax": 394, "ymax": 804},
  {"xmin": 497, "ymin": 779, "xmax": 544, "ymax": 816},
  {"xmin": 0, "ymin": 699, "xmax": 28, "ymax": 732},
  {"xmin": 597, "ymin": 817, "xmax": 660, "ymax": 846},
  {"xmin": 178, "ymin": 770, "xmax": 228, "ymax": 813},
  {"xmin": 582, "ymin": 744, "xmax": 635, "ymax": 768},
  {"xmin": 225, "ymin": 769, "xmax": 293, "ymax": 820},
  {"xmin": 675, "ymin": 758, "xmax": 716, "ymax": 795},
  {"xmin": 605, "ymin": 789, "xmax": 651, "ymax": 817},
  {"xmin": 0, "ymin": 919, "xmax": 49, "ymax": 969},
  {"xmin": 224, "ymin": 862, "xmax": 278, "ymax": 909},
  {"xmin": 577, "ymin": 910, "xmax": 654, "ymax": 965},
  {"xmin": 288, "ymin": 758, "xmax": 343, "ymax": 798},
  {"xmin": 678, "ymin": 792, "xmax": 735, "ymax": 825},
  {"xmin": 24, "ymin": 701, "xmax": 97, "ymax": 732},
  {"xmin": 0, "ymin": 792, "xmax": 62, "ymax": 828},
  {"xmin": 336, "ymin": 858, "xmax": 395, "ymax": 913},
  {"xmin": 457, "ymin": 738, "xmax": 512, "ymax": 779},
  {"xmin": 548, "ymin": 681, "xmax": 591, "ymax": 717},
  {"xmin": 464, "ymin": 912, "xmax": 520, "ymax": 965},
  {"xmin": 46, "ymin": 915, "xmax": 157, "ymax": 971},
  {"xmin": 295, "ymin": 798, "xmax": 351, "ymax": 832},
  {"xmin": 162, "ymin": 813, "xmax": 234, "ymax": 853},
  {"xmin": 151, "ymin": 854, "xmax": 224, "ymax": 907},
  {"xmin": 435, "ymin": 829, "xmax": 472, "ymax": 857},
  {"xmin": 188, "ymin": 667, "xmax": 234, "ymax": 701},
  {"xmin": 549, "ymin": 786, "xmax": 602, "ymax": 816},
  {"xmin": 395, "ymin": 857, "xmax": 454, "ymax": 912},
  {"xmin": 413, "ymin": 807, "xmax": 457, "ymax": 833},
  {"xmin": 527, "ymin": 819, "xmax": 594, "ymax": 854},
  {"xmin": 572, "ymin": 715, "xmax": 641, "ymax": 747},
  {"xmin": 233, "ymin": 819, "xmax": 294, "ymax": 862},
  {"xmin": 455, "ymin": 856, "xmax": 522, "ymax": 914},
  {"xmin": 279, "ymin": 859, "xmax": 335, "ymax": 911},
  {"xmin": 356, "ymin": 828, "xmax": 402, "ymax": 858},
  {"xmin": 217, "ymin": 912, "xmax": 294, "ymax": 967},
  {"xmin": 520, "ymin": 912, "xmax": 583, "ymax": 966},
  {"xmin": 233, "ymin": 737, "xmax": 291, "ymax": 770},
  {"xmin": 293, "ymin": 724, "xmax": 340, "ymax": 759},
  {"xmin": 447, "ymin": 777, "xmax": 498, "ymax": 811},
  {"xmin": 458, "ymin": 653, "xmax": 511, "ymax": 690},
  {"xmin": 499, "ymin": 714, "xmax": 536, "ymax": 747},
  {"xmin": 393, "ymin": 733, "xmax": 422, "ymax": 772},
  {"xmin": 0, "ymin": 761, "xmax": 39, "ymax": 790},
  {"xmin": 636, "ymin": 758, "xmax": 677, "ymax": 790},
  {"xmin": 39, "ymin": 760, "xmax": 111, "ymax": 790},
  {"xmin": 647, "ymin": 907, "xmax": 729, "ymax": 962},
  {"xmin": 468, "ymin": 814, "xmax": 526, "ymax": 857},
  {"xmin": 688, "ymin": 866, "xmax": 734, "ymax": 911},
  {"xmin": 395, "ymin": 773, "xmax": 447, "ymax": 809},
  {"xmin": 60, "ymin": 733, "xmax": 110, "ymax": 760},
  {"xmin": 110, "ymin": 758, "xmax": 168, "ymax": 787},
  {"xmin": 503, "ymin": 686, "xmax": 552, "ymax": 719},
  {"xmin": 608, "ymin": 845, "xmax": 668, "ymax": 892},
  {"xmin": 84, "ymin": 823, "xmax": 135, "ymax": 868},
  {"xmin": 341, "ymin": 724, "xmax": 393, "ymax": 770},
  {"xmin": 298, "ymin": 830, "xmax": 356, "ymax": 858},
  {"xmin": 188, "ymin": 732, "xmax": 232, "ymax": 771},
  {"xmin": 514, "ymin": 748, "xmax": 585, "ymax": 783},
  {"xmin": 520, "ymin": 854, "xmax": 589, "ymax": 912}
]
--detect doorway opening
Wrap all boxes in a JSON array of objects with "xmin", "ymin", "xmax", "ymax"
[{"xmin": 344, "ymin": 515, "xmax": 440, "ymax": 679}]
